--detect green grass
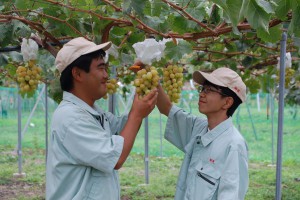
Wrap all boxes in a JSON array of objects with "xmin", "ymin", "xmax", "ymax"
[
  {"xmin": 0, "ymin": 149, "xmax": 299, "ymax": 200},
  {"xmin": 0, "ymin": 93, "xmax": 300, "ymax": 199}
]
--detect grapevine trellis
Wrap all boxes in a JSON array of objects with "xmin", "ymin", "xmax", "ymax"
[
  {"xmin": 0, "ymin": 1, "xmax": 299, "ymax": 199},
  {"xmin": 0, "ymin": 0, "xmax": 299, "ymax": 105}
]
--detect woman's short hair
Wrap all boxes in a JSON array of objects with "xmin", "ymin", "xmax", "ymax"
[{"xmin": 204, "ymin": 81, "xmax": 242, "ymax": 117}]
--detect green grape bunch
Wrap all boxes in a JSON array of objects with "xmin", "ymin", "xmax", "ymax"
[
  {"xmin": 103, "ymin": 78, "xmax": 119, "ymax": 99},
  {"xmin": 15, "ymin": 60, "xmax": 42, "ymax": 96},
  {"xmin": 162, "ymin": 65, "xmax": 184, "ymax": 103},
  {"xmin": 107, "ymin": 78, "xmax": 119, "ymax": 94},
  {"xmin": 276, "ymin": 68, "xmax": 295, "ymax": 88},
  {"xmin": 133, "ymin": 66, "xmax": 159, "ymax": 98}
]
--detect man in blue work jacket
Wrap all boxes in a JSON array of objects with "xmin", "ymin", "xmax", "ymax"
[
  {"xmin": 46, "ymin": 37, "xmax": 158, "ymax": 200},
  {"xmin": 156, "ymin": 67, "xmax": 249, "ymax": 200}
]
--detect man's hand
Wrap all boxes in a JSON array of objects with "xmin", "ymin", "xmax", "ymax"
[
  {"xmin": 128, "ymin": 60, "xmax": 145, "ymax": 73},
  {"xmin": 130, "ymin": 89, "xmax": 158, "ymax": 119}
]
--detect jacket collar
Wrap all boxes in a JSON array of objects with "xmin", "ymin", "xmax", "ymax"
[
  {"xmin": 201, "ymin": 117, "xmax": 233, "ymax": 146},
  {"xmin": 62, "ymin": 91, "xmax": 103, "ymax": 117}
]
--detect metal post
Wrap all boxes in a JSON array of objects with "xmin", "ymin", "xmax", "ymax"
[
  {"xmin": 17, "ymin": 94, "xmax": 22, "ymax": 174},
  {"xmin": 236, "ymin": 106, "xmax": 241, "ymax": 132},
  {"xmin": 271, "ymin": 93, "xmax": 275, "ymax": 165},
  {"xmin": 45, "ymin": 83, "xmax": 48, "ymax": 162},
  {"xmin": 13, "ymin": 93, "xmax": 26, "ymax": 178},
  {"xmin": 246, "ymin": 100, "xmax": 258, "ymax": 140},
  {"xmin": 144, "ymin": 117, "xmax": 149, "ymax": 184},
  {"xmin": 275, "ymin": 32, "xmax": 287, "ymax": 200},
  {"xmin": 256, "ymin": 93, "xmax": 261, "ymax": 112},
  {"xmin": 159, "ymin": 113, "xmax": 163, "ymax": 157},
  {"xmin": 13, "ymin": 85, "xmax": 45, "ymax": 152}
]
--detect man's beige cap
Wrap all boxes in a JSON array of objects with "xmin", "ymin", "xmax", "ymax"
[
  {"xmin": 193, "ymin": 67, "xmax": 246, "ymax": 102},
  {"xmin": 55, "ymin": 37, "xmax": 111, "ymax": 73}
]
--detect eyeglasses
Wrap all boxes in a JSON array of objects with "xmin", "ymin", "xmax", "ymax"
[{"xmin": 197, "ymin": 85, "xmax": 228, "ymax": 97}]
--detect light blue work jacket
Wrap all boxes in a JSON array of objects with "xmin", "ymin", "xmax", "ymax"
[
  {"xmin": 165, "ymin": 105, "xmax": 249, "ymax": 200},
  {"xmin": 46, "ymin": 92, "xmax": 127, "ymax": 200}
]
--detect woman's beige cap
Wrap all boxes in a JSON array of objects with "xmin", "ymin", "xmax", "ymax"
[
  {"xmin": 193, "ymin": 67, "xmax": 246, "ymax": 102},
  {"xmin": 55, "ymin": 37, "xmax": 111, "ymax": 73}
]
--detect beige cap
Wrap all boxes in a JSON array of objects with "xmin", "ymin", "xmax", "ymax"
[
  {"xmin": 193, "ymin": 67, "xmax": 246, "ymax": 102},
  {"xmin": 55, "ymin": 37, "xmax": 111, "ymax": 73}
]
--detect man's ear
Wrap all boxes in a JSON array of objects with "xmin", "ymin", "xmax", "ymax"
[
  {"xmin": 223, "ymin": 96, "xmax": 234, "ymax": 110},
  {"xmin": 71, "ymin": 67, "xmax": 82, "ymax": 82}
]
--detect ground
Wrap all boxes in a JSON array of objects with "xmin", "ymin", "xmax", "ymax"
[{"xmin": 0, "ymin": 180, "xmax": 44, "ymax": 200}]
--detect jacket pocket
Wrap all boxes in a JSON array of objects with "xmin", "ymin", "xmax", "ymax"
[{"xmin": 193, "ymin": 161, "xmax": 221, "ymax": 199}]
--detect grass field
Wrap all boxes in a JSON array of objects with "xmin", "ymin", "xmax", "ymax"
[{"xmin": 0, "ymin": 92, "xmax": 300, "ymax": 199}]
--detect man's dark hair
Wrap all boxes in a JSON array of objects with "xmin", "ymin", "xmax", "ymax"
[
  {"xmin": 60, "ymin": 49, "xmax": 106, "ymax": 92},
  {"xmin": 204, "ymin": 81, "xmax": 242, "ymax": 117}
]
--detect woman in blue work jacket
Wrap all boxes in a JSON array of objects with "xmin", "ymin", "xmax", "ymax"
[{"xmin": 157, "ymin": 67, "xmax": 249, "ymax": 200}]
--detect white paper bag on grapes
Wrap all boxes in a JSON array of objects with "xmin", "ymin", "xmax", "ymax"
[
  {"xmin": 132, "ymin": 39, "xmax": 167, "ymax": 98},
  {"xmin": 132, "ymin": 38, "xmax": 167, "ymax": 65},
  {"xmin": 17, "ymin": 37, "xmax": 42, "ymax": 95},
  {"xmin": 21, "ymin": 38, "xmax": 39, "ymax": 62},
  {"xmin": 104, "ymin": 43, "xmax": 119, "ymax": 63}
]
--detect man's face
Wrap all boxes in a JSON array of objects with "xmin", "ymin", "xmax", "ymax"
[
  {"xmin": 82, "ymin": 57, "xmax": 109, "ymax": 100},
  {"xmin": 197, "ymin": 84, "xmax": 228, "ymax": 116}
]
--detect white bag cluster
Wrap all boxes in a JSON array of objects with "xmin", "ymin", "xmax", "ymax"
[
  {"xmin": 277, "ymin": 52, "xmax": 292, "ymax": 69},
  {"xmin": 104, "ymin": 43, "xmax": 119, "ymax": 63},
  {"xmin": 132, "ymin": 38, "xmax": 171, "ymax": 65},
  {"xmin": 21, "ymin": 38, "xmax": 39, "ymax": 62}
]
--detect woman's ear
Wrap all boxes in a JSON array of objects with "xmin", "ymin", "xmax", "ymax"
[{"xmin": 223, "ymin": 96, "xmax": 234, "ymax": 110}]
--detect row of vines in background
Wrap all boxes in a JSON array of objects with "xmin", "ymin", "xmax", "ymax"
[{"xmin": 0, "ymin": 49, "xmax": 299, "ymax": 106}]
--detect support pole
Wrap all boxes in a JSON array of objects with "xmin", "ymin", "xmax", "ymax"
[
  {"xmin": 13, "ymin": 85, "xmax": 45, "ymax": 152},
  {"xmin": 271, "ymin": 93, "xmax": 275, "ymax": 165},
  {"xmin": 275, "ymin": 32, "xmax": 287, "ymax": 200},
  {"xmin": 45, "ymin": 83, "xmax": 49, "ymax": 162},
  {"xmin": 108, "ymin": 66, "xmax": 116, "ymax": 114},
  {"xmin": 246, "ymin": 100, "xmax": 258, "ymax": 140},
  {"xmin": 13, "ymin": 93, "xmax": 26, "ymax": 178},
  {"xmin": 159, "ymin": 113, "xmax": 163, "ymax": 157},
  {"xmin": 256, "ymin": 93, "xmax": 261, "ymax": 112},
  {"xmin": 144, "ymin": 117, "xmax": 149, "ymax": 184},
  {"xmin": 236, "ymin": 106, "xmax": 241, "ymax": 132}
]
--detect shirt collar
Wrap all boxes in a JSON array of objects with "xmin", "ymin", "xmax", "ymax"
[
  {"xmin": 201, "ymin": 117, "xmax": 233, "ymax": 146},
  {"xmin": 62, "ymin": 91, "xmax": 103, "ymax": 117}
]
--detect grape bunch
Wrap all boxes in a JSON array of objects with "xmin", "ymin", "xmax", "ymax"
[
  {"xmin": 107, "ymin": 78, "xmax": 119, "ymax": 94},
  {"xmin": 133, "ymin": 66, "xmax": 159, "ymax": 98},
  {"xmin": 276, "ymin": 68, "xmax": 295, "ymax": 88},
  {"xmin": 103, "ymin": 78, "xmax": 119, "ymax": 99},
  {"xmin": 15, "ymin": 60, "xmax": 42, "ymax": 96},
  {"xmin": 162, "ymin": 65, "xmax": 184, "ymax": 103}
]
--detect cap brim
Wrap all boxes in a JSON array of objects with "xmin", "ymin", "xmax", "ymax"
[
  {"xmin": 83, "ymin": 41, "xmax": 112, "ymax": 55},
  {"xmin": 193, "ymin": 71, "xmax": 226, "ymax": 87}
]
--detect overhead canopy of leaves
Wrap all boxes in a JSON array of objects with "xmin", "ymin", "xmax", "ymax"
[
  {"xmin": 0, "ymin": 0, "xmax": 300, "ymax": 105},
  {"xmin": 0, "ymin": 0, "xmax": 299, "ymax": 68}
]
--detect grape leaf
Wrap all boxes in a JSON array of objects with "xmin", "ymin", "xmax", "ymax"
[
  {"xmin": 274, "ymin": 0, "xmax": 292, "ymax": 20},
  {"xmin": 289, "ymin": 4, "xmax": 300, "ymax": 37},
  {"xmin": 256, "ymin": 0, "xmax": 275, "ymax": 14},
  {"xmin": 257, "ymin": 25, "xmax": 282, "ymax": 43},
  {"xmin": 165, "ymin": 40, "xmax": 193, "ymax": 63},
  {"xmin": 0, "ymin": 24, "xmax": 14, "ymax": 47},
  {"xmin": 211, "ymin": 0, "xmax": 243, "ymax": 27},
  {"xmin": 241, "ymin": 0, "xmax": 270, "ymax": 32}
]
